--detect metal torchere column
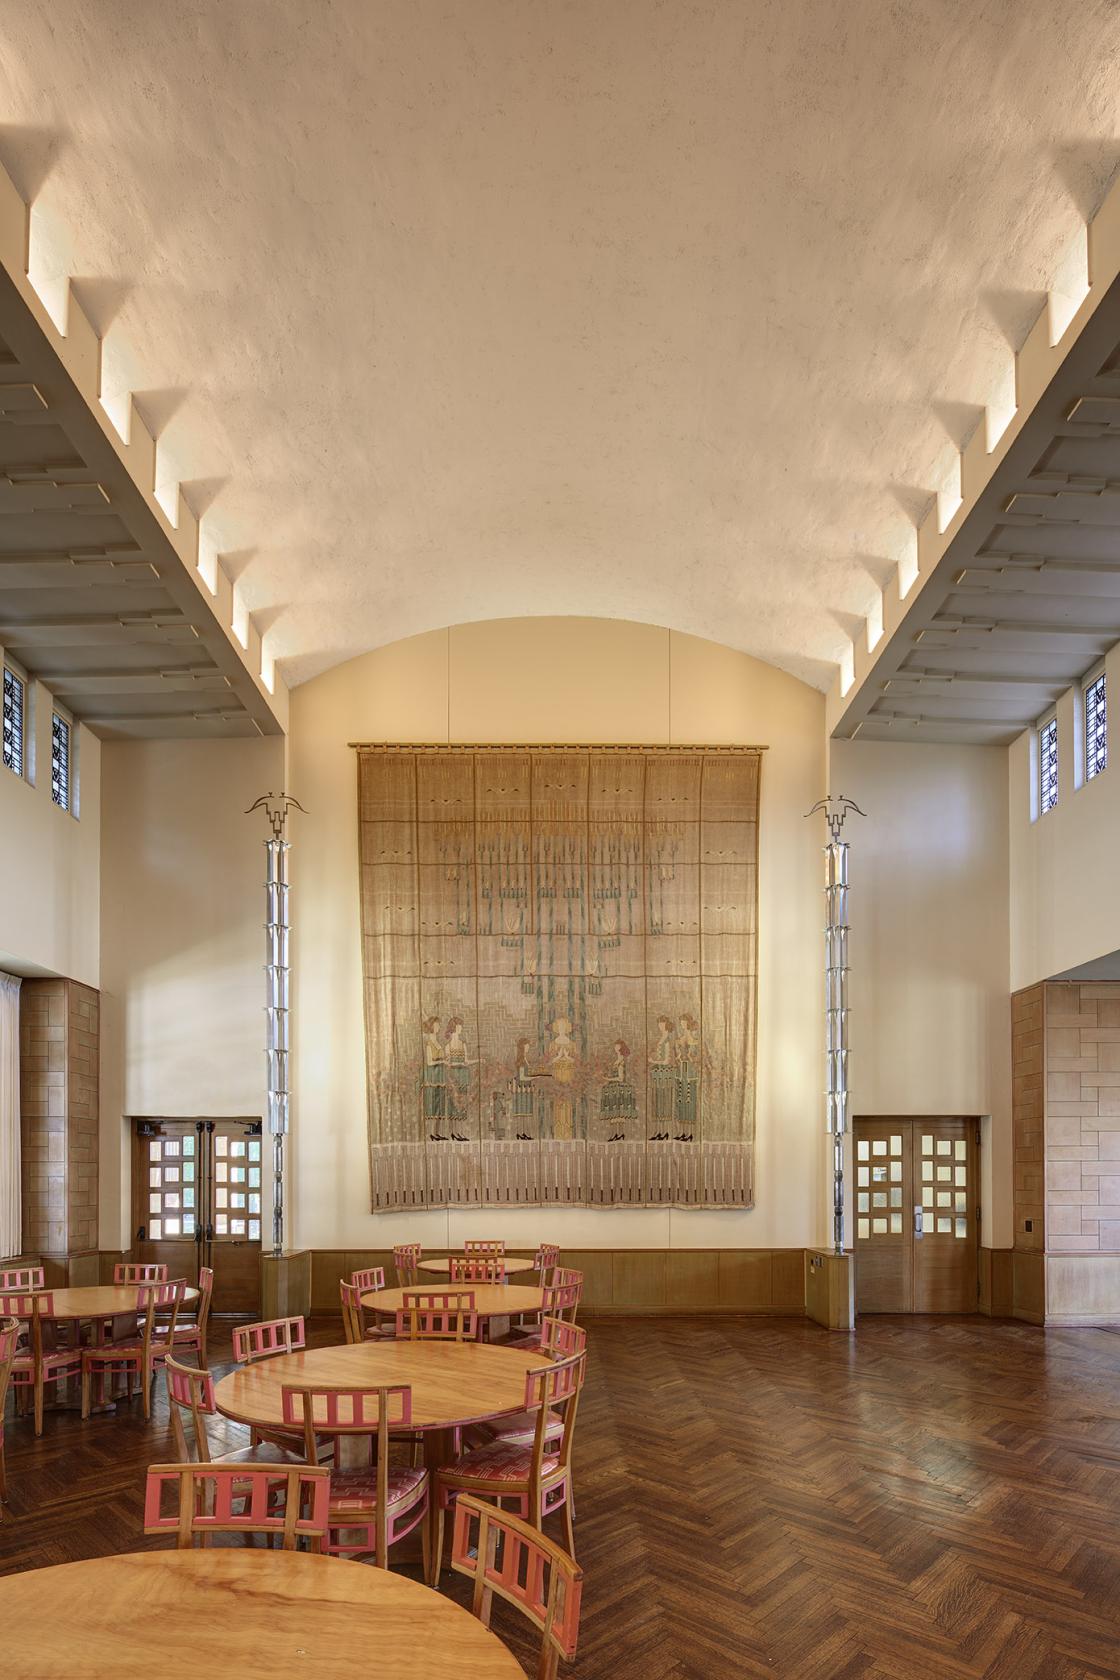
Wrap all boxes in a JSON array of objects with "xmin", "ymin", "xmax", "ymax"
[
  {"xmin": 246, "ymin": 792, "xmax": 305, "ymax": 1257},
  {"xmin": 807, "ymin": 794, "xmax": 865, "ymax": 1256}
]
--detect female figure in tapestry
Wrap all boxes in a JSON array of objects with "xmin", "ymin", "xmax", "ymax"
[
  {"xmin": 445, "ymin": 1016, "xmax": 471, "ymax": 1131},
  {"xmin": 511, "ymin": 1034, "xmax": 536, "ymax": 1136},
  {"xmin": 675, "ymin": 1013, "xmax": 700, "ymax": 1131},
  {"xmin": 599, "ymin": 1038, "xmax": 637, "ymax": 1136},
  {"xmin": 649, "ymin": 1014, "xmax": 676, "ymax": 1133},
  {"xmin": 421, "ymin": 1015, "xmax": 447, "ymax": 1130}
]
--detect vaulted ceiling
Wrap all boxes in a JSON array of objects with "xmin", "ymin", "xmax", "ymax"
[{"xmin": 2, "ymin": 3, "xmax": 1120, "ymax": 694}]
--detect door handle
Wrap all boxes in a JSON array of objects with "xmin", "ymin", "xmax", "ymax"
[{"xmin": 913, "ymin": 1205, "xmax": 924, "ymax": 1240}]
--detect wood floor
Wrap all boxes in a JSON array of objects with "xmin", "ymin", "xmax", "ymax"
[{"xmin": 4, "ymin": 1314, "xmax": 1120, "ymax": 1678}]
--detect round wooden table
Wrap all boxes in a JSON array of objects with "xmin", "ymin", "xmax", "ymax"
[
  {"xmin": 5, "ymin": 1284, "xmax": 199, "ymax": 1320},
  {"xmin": 418, "ymin": 1255, "xmax": 536, "ymax": 1276},
  {"xmin": 214, "ymin": 1339, "xmax": 549, "ymax": 1436},
  {"xmin": 0, "ymin": 1548, "xmax": 524, "ymax": 1678},
  {"xmin": 362, "ymin": 1283, "xmax": 544, "ymax": 1320}
]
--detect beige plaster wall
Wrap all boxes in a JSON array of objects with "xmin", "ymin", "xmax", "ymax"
[
  {"xmin": 0, "ymin": 682, "xmax": 100, "ymax": 989},
  {"xmin": 98, "ymin": 736, "xmax": 285, "ymax": 1248},
  {"xmin": 830, "ymin": 739, "xmax": 1013, "ymax": 1247},
  {"xmin": 289, "ymin": 618, "xmax": 827, "ymax": 1250}
]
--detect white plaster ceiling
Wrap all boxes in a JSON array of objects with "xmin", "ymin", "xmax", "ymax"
[{"xmin": 2, "ymin": 2, "xmax": 1120, "ymax": 690}]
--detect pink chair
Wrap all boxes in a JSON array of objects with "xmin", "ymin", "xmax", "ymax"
[
  {"xmin": 231, "ymin": 1315, "xmax": 306, "ymax": 1364},
  {"xmin": 0, "ymin": 1267, "xmax": 44, "ymax": 1292},
  {"xmin": 81, "ymin": 1280, "xmax": 185, "ymax": 1421},
  {"xmin": 463, "ymin": 1240, "xmax": 505, "ymax": 1256},
  {"xmin": 392, "ymin": 1243, "xmax": 422, "ymax": 1287},
  {"xmin": 452, "ymin": 1494, "xmax": 583, "ymax": 1679},
  {"xmin": 432, "ymin": 1349, "xmax": 586, "ymax": 1581},
  {"xmin": 113, "ymin": 1262, "xmax": 168, "ymax": 1285},
  {"xmin": 449, "ymin": 1255, "xmax": 507, "ymax": 1284},
  {"xmin": 341, "ymin": 1278, "xmax": 395, "ymax": 1344},
  {"xmin": 0, "ymin": 1316, "xmax": 18, "ymax": 1504},
  {"xmin": 163, "ymin": 1265, "xmax": 214, "ymax": 1366},
  {"xmin": 2, "ymin": 1291, "xmax": 81, "ymax": 1436},
  {"xmin": 281, "ymin": 1382, "xmax": 429, "ymax": 1570},
  {"xmin": 395, "ymin": 1290, "xmax": 478, "ymax": 1342},
  {"xmin": 351, "ymin": 1266, "xmax": 386, "ymax": 1293},
  {"xmin": 144, "ymin": 1462, "xmax": 330, "ymax": 1551},
  {"xmin": 503, "ymin": 1279, "xmax": 583, "ymax": 1350},
  {"xmin": 534, "ymin": 1243, "xmax": 560, "ymax": 1279},
  {"xmin": 486, "ymin": 1320, "xmax": 587, "ymax": 1449},
  {"xmin": 165, "ymin": 1354, "xmax": 301, "ymax": 1467}
]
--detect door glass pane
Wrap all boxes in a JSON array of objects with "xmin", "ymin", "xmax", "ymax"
[
  {"xmin": 231, "ymin": 1191, "xmax": 246, "ymax": 1209},
  {"xmin": 857, "ymin": 1167, "xmax": 870, "ymax": 1187},
  {"xmin": 889, "ymin": 1135, "xmax": 902, "ymax": 1155},
  {"xmin": 921, "ymin": 1185, "xmax": 934, "ymax": 1207},
  {"xmin": 215, "ymin": 1213, "xmax": 228, "ymax": 1235},
  {"xmin": 249, "ymin": 1219, "xmax": 261, "ymax": 1241},
  {"xmin": 955, "ymin": 1166, "xmax": 967, "ymax": 1186},
  {"xmin": 872, "ymin": 1166, "xmax": 887, "ymax": 1183},
  {"xmin": 921, "ymin": 1162, "xmax": 933, "ymax": 1182},
  {"xmin": 231, "ymin": 1166, "xmax": 246, "ymax": 1184},
  {"xmin": 936, "ymin": 1216, "xmax": 951, "ymax": 1233},
  {"xmin": 183, "ymin": 1188, "xmax": 195, "ymax": 1208},
  {"xmin": 955, "ymin": 1192, "xmax": 966, "ymax": 1212},
  {"xmin": 164, "ymin": 1140, "xmax": 180, "ymax": 1157},
  {"xmin": 921, "ymin": 1134, "xmax": 933, "ymax": 1155},
  {"xmin": 954, "ymin": 1140, "xmax": 967, "ymax": 1160},
  {"xmin": 150, "ymin": 1217, "xmax": 162, "ymax": 1239},
  {"xmin": 955, "ymin": 1218, "xmax": 968, "ymax": 1238},
  {"xmin": 231, "ymin": 1140, "xmax": 246, "ymax": 1158},
  {"xmin": 149, "ymin": 1193, "xmax": 160, "ymax": 1215},
  {"xmin": 889, "ymin": 1188, "xmax": 902, "ymax": 1208},
  {"xmin": 183, "ymin": 1162, "xmax": 195, "ymax": 1182},
  {"xmin": 149, "ymin": 1167, "xmax": 161, "ymax": 1188},
  {"xmin": 248, "ymin": 1193, "xmax": 261, "ymax": 1213},
  {"xmin": 889, "ymin": 1213, "xmax": 902, "ymax": 1234},
  {"xmin": 248, "ymin": 1168, "xmax": 261, "ymax": 1188},
  {"xmin": 215, "ymin": 1136, "xmax": 228, "ymax": 1156},
  {"xmin": 857, "ymin": 1192, "xmax": 869, "ymax": 1212},
  {"xmin": 872, "ymin": 1192, "xmax": 887, "ymax": 1208},
  {"xmin": 872, "ymin": 1217, "xmax": 887, "ymax": 1234},
  {"xmin": 857, "ymin": 1141, "xmax": 869, "ymax": 1161},
  {"xmin": 216, "ymin": 1161, "xmax": 228, "ymax": 1183},
  {"xmin": 249, "ymin": 1141, "xmax": 262, "ymax": 1162},
  {"xmin": 937, "ymin": 1165, "xmax": 951, "ymax": 1182},
  {"xmin": 937, "ymin": 1191, "xmax": 951, "ymax": 1207},
  {"xmin": 149, "ymin": 1141, "xmax": 162, "ymax": 1160},
  {"xmin": 889, "ymin": 1161, "xmax": 901, "ymax": 1182},
  {"xmin": 183, "ymin": 1214, "xmax": 195, "ymax": 1234},
  {"xmin": 165, "ymin": 1192, "xmax": 180, "ymax": 1209},
  {"xmin": 937, "ymin": 1140, "xmax": 951, "ymax": 1156},
  {"xmin": 216, "ymin": 1187, "xmax": 228, "ymax": 1208},
  {"xmin": 858, "ymin": 1217, "xmax": 870, "ymax": 1239},
  {"xmin": 165, "ymin": 1217, "xmax": 180, "ymax": 1235},
  {"xmin": 231, "ymin": 1218, "xmax": 246, "ymax": 1236},
  {"xmin": 872, "ymin": 1140, "xmax": 886, "ymax": 1157},
  {"xmin": 163, "ymin": 1166, "xmax": 179, "ymax": 1182},
  {"xmin": 183, "ymin": 1136, "xmax": 195, "ymax": 1156}
]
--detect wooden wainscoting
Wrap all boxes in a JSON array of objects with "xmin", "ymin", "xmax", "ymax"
[{"xmin": 309, "ymin": 1248, "xmax": 807, "ymax": 1316}]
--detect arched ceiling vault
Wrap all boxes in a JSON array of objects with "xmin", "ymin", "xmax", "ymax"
[{"xmin": 2, "ymin": 2, "xmax": 1120, "ymax": 700}]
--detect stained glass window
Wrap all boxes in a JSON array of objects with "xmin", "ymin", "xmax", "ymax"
[
  {"xmin": 51, "ymin": 713, "xmax": 70, "ymax": 809},
  {"xmin": 1085, "ymin": 672, "xmax": 1106, "ymax": 782},
  {"xmin": 3, "ymin": 667, "xmax": 24, "ymax": 776},
  {"xmin": 1039, "ymin": 715, "xmax": 1058, "ymax": 814}
]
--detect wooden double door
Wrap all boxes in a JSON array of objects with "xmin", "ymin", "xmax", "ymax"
[
  {"xmin": 854, "ymin": 1118, "xmax": 979, "ymax": 1314},
  {"xmin": 131, "ymin": 1118, "xmax": 262, "ymax": 1315}
]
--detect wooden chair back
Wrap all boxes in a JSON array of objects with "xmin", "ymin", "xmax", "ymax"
[
  {"xmin": 339, "ymin": 1279, "xmax": 365, "ymax": 1344},
  {"xmin": 114, "ymin": 1262, "xmax": 168, "ymax": 1284},
  {"xmin": 281, "ymin": 1382, "xmax": 413, "ymax": 1565},
  {"xmin": 0, "ymin": 1315, "xmax": 18, "ymax": 1410},
  {"xmin": 351, "ymin": 1266, "xmax": 385, "ymax": 1293},
  {"xmin": 0, "ymin": 1266, "xmax": 44, "ymax": 1291},
  {"xmin": 539, "ymin": 1277, "xmax": 582, "ymax": 1324},
  {"xmin": 452, "ymin": 1494, "xmax": 582, "ymax": 1678},
  {"xmin": 540, "ymin": 1317, "xmax": 586, "ymax": 1361},
  {"xmin": 194, "ymin": 1265, "xmax": 215, "ymax": 1340},
  {"xmin": 449, "ymin": 1254, "xmax": 507, "ymax": 1284},
  {"xmin": 396, "ymin": 1289, "xmax": 478, "ymax": 1342},
  {"xmin": 534, "ymin": 1243, "xmax": 560, "ymax": 1277},
  {"xmin": 392, "ymin": 1243, "xmax": 422, "ymax": 1287},
  {"xmin": 164, "ymin": 1354, "xmax": 217, "ymax": 1462},
  {"xmin": 136, "ymin": 1279, "xmax": 185, "ymax": 1354},
  {"xmin": 463, "ymin": 1240, "xmax": 505, "ymax": 1255},
  {"xmin": 231, "ymin": 1315, "xmax": 306, "ymax": 1364},
  {"xmin": 524, "ymin": 1350, "xmax": 586, "ymax": 1503},
  {"xmin": 144, "ymin": 1463, "xmax": 330, "ymax": 1550},
  {"xmin": 0, "ymin": 1291, "xmax": 53, "ymax": 1371}
]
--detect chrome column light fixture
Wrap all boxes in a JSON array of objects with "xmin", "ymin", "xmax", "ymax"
[
  {"xmin": 246, "ymin": 791, "xmax": 305, "ymax": 1257},
  {"xmin": 806, "ymin": 793, "xmax": 865, "ymax": 1256}
]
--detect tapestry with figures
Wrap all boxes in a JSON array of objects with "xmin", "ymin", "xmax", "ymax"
[{"xmin": 356, "ymin": 745, "xmax": 762, "ymax": 1209}]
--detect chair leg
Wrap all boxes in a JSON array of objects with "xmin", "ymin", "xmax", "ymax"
[
  {"xmin": 430, "ymin": 1497, "xmax": 445, "ymax": 1586},
  {"xmin": 141, "ymin": 1359, "xmax": 152, "ymax": 1422},
  {"xmin": 34, "ymin": 1375, "xmax": 44, "ymax": 1437},
  {"xmin": 81, "ymin": 1363, "xmax": 91, "ymax": 1421},
  {"xmin": 561, "ymin": 1487, "xmax": 576, "ymax": 1560},
  {"xmin": 420, "ymin": 1501, "xmax": 431, "ymax": 1584}
]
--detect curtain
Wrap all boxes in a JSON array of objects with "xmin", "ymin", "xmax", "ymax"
[
  {"xmin": 0, "ymin": 971, "xmax": 21, "ymax": 1258},
  {"xmin": 357, "ymin": 746, "xmax": 761, "ymax": 1211}
]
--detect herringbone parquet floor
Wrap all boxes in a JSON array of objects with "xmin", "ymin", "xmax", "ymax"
[{"xmin": 3, "ymin": 1315, "xmax": 1120, "ymax": 1678}]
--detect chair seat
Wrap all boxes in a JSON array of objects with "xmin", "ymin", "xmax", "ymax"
[
  {"xmin": 83, "ymin": 1338, "xmax": 167, "ymax": 1358},
  {"xmin": 216, "ymin": 1441, "xmax": 304, "ymax": 1468},
  {"xmin": 487, "ymin": 1408, "xmax": 563, "ymax": 1447},
  {"xmin": 13, "ymin": 1348, "xmax": 82, "ymax": 1375},
  {"xmin": 329, "ymin": 1461, "xmax": 427, "ymax": 1512},
  {"xmin": 444, "ymin": 1439, "xmax": 560, "ymax": 1485}
]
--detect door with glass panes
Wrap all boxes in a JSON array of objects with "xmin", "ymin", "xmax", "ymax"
[
  {"xmin": 853, "ymin": 1118, "xmax": 978, "ymax": 1313},
  {"xmin": 132, "ymin": 1118, "xmax": 263, "ymax": 1315}
]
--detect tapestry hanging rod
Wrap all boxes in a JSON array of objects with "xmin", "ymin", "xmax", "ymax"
[{"xmin": 348, "ymin": 741, "xmax": 768, "ymax": 753}]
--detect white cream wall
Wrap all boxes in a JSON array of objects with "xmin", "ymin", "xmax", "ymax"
[
  {"xmin": 98, "ymin": 736, "xmax": 285, "ymax": 1248},
  {"xmin": 830, "ymin": 739, "xmax": 1013, "ymax": 1246},
  {"xmin": 290, "ymin": 618, "xmax": 827, "ymax": 1251},
  {"xmin": 0, "ymin": 681, "xmax": 100, "ymax": 988},
  {"xmin": 1009, "ymin": 642, "xmax": 1120, "ymax": 989}
]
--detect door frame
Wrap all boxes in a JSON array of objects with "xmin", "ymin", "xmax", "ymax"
[{"xmin": 853, "ymin": 1115, "xmax": 982, "ymax": 1315}]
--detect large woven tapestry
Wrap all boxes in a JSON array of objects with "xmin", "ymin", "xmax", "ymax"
[{"xmin": 357, "ymin": 745, "xmax": 762, "ymax": 1209}]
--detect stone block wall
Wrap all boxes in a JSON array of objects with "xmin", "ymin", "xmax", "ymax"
[{"xmin": 18, "ymin": 976, "xmax": 99, "ymax": 1259}]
